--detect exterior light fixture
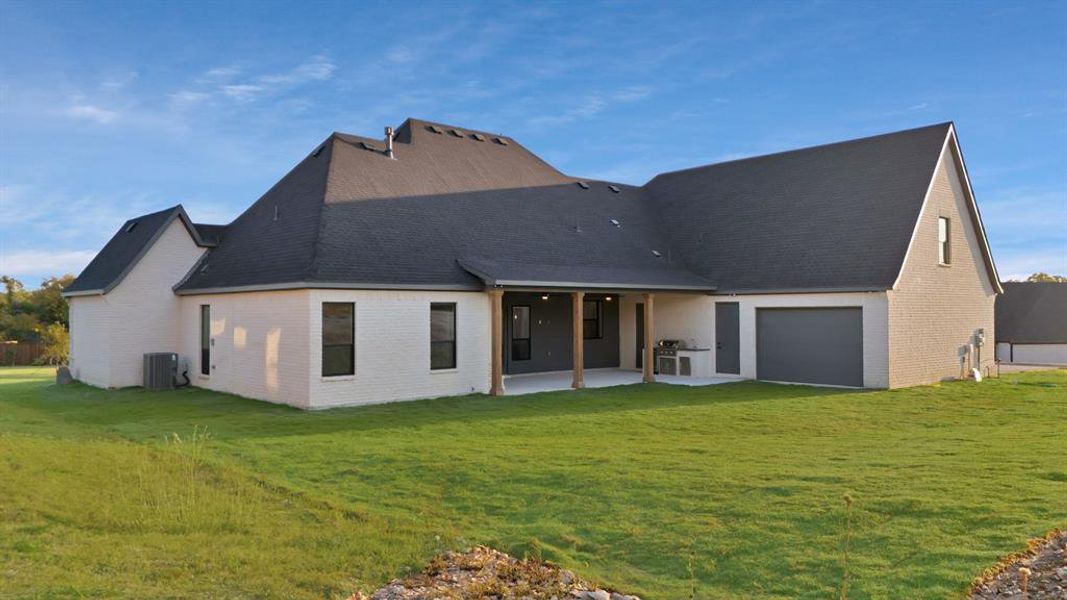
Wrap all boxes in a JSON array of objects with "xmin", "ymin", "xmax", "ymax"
[
  {"xmin": 605, "ymin": 296, "xmax": 613, "ymax": 302},
  {"xmin": 541, "ymin": 294, "xmax": 549, "ymax": 300}
]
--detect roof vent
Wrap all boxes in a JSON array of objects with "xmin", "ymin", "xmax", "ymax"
[
  {"xmin": 471, "ymin": 133, "xmax": 486, "ymax": 142},
  {"xmin": 428, "ymin": 125, "xmax": 444, "ymax": 134},
  {"xmin": 610, "ymin": 219, "xmax": 621, "ymax": 228},
  {"xmin": 494, "ymin": 137, "xmax": 509, "ymax": 146},
  {"xmin": 652, "ymin": 250, "xmax": 663, "ymax": 258},
  {"xmin": 608, "ymin": 185, "xmax": 621, "ymax": 193},
  {"xmin": 384, "ymin": 126, "xmax": 395, "ymax": 159},
  {"xmin": 576, "ymin": 181, "xmax": 590, "ymax": 189},
  {"xmin": 450, "ymin": 128, "xmax": 464, "ymax": 137},
  {"xmin": 124, "ymin": 221, "xmax": 138, "ymax": 233}
]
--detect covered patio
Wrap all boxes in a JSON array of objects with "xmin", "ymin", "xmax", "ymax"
[
  {"xmin": 503, "ymin": 368, "xmax": 740, "ymax": 396},
  {"xmin": 458, "ymin": 256, "xmax": 720, "ymax": 397}
]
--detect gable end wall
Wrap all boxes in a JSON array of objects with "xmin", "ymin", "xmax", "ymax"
[
  {"xmin": 68, "ymin": 218, "xmax": 206, "ymax": 387},
  {"xmin": 887, "ymin": 141, "xmax": 996, "ymax": 387}
]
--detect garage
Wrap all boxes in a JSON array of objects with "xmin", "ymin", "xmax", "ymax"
[{"xmin": 756, "ymin": 307, "xmax": 863, "ymax": 387}]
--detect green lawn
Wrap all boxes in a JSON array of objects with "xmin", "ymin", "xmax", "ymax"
[{"xmin": 0, "ymin": 366, "xmax": 1064, "ymax": 599}]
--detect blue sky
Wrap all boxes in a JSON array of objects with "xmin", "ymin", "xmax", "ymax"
[{"xmin": 1, "ymin": 1, "xmax": 1065, "ymax": 286}]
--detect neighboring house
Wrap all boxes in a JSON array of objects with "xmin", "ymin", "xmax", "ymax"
[
  {"xmin": 63, "ymin": 119, "xmax": 1001, "ymax": 408},
  {"xmin": 995, "ymin": 282, "xmax": 1067, "ymax": 365}
]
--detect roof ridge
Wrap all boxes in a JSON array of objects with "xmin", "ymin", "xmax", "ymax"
[
  {"xmin": 303, "ymin": 136, "xmax": 338, "ymax": 281},
  {"xmin": 646, "ymin": 122, "xmax": 954, "ymax": 183}
]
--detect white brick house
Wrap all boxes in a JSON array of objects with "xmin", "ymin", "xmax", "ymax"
[{"xmin": 64, "ymin": 119, "xmax": 1001, "ymax": 408}]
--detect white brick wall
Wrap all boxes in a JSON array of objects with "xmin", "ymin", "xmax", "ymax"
[
  {"xmin": 68, "ymin": 294, "xmax": 111, "ymax": 387},
  {"xmin": 619, "ymin": 291, "xmax": 890, "ymax": 388},
  {"xmin": 68, "ymin": 219, "xmax": 205, "ymax": 388},
  {"xmin": 307, "ymin": 289, "xmax": 490, "ymax": 408},
  {"xmin": 178, "ymin": 290, "xmax": 312, "ymax": 407}
]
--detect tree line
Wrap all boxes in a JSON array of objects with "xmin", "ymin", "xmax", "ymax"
[{"xmin": 1, "ymin": 274, "xmax": 75, "ymax": 364}]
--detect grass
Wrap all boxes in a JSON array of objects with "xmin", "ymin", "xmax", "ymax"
[{"xmin": 0, "ymin": 366, "xmax": 1064, "ymax": 599}]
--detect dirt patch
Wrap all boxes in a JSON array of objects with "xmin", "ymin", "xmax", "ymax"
[
  {"xmin": 349, "ymin": 546, "xmax": 640, "ymax": 600},
  {"xmin": 969, "ymin": 530, "xmax": 1066, "ymax": 599}
]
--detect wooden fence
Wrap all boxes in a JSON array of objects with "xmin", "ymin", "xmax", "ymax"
[{"xmin": 1, "ymin": 341, "xmax": 45, "ymax": 366}]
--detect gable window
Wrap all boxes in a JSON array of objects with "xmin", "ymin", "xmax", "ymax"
[
  {"xmin": 199, "ymin": 305, "xmax": 210, "ymax": 376},
  {"xmin": 938, "ymin": 217, "xmax": 951, "ymax": 265},
  {"xmin": 511, "ymin": 305, "xmax": 531, "ymax": 361},
  {"xmin": 322, "ymin": 302, "xmax": 355, "ymax": 377},
  {"xmin": 583, "ymin": 299, "xmax": 602, "ymax": 339},
  {"xmin": 430, "ymin": 303, "xmax": 457, "ymax": 370}
]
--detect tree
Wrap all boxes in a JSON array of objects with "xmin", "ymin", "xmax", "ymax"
[
  {"xmin": 30, "ymin": 274, "xmax": 75, "ymax": 327},
  {"xmin": 0, "ymin": 274, "xmax": 75, "ymax": 343},
  {"xmin": 38, "ymin": 322, "xmax": 70, "ymax": 365},
  {"xmin": 1026, "ymin": 272, "xmax": 1067, "ymax": 283}
]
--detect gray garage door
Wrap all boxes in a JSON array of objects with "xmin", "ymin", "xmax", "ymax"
[{"xmin": 756, "ymin": 307, "xmax": 863, "ymax": 387}]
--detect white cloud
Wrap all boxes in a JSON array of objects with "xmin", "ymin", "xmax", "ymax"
[
  {"xmin": 169, "ymin": 90, "xmax": 210, "ymax": 105},
  {"xmin": 385, "ymin": 45, "xmax": 418, "ymax": 64},
  {"xmin": 528, "ymin": 87, "xmax": 653, "ymax": 127},
  {"xmin": 65, "ymin": 104, "xmax": 119, "ymax": 124},
  {"xmin": 221, "ymin": 84, "xmax": 266, "ymax": 101},
  {"xmin": 203, "ymin": 66, "xmax": 241, "ymax": 80},
  {"xmin": 187, "ymin": 55, "xmax": 339, "ymax": 104},
  {"xmin": 0, "ymin": 249, "xmax": 96, "ymax": 277}
]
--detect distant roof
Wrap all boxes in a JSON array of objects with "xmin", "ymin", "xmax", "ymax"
[
  {"xmin": 65, "ymin": 206, "xmax": 212, "ymax": 296},
  {"xmin": 996, "ymin": 282, "xmax": 1067, "ymax": 343},
  {"xmin": 644, "ymin": 123, "xmax": 955, "ymax": 292}
]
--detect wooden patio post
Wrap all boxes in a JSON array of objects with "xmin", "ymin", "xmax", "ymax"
[
  {"xmin": 489, "ymin": 288, "xmax": 505, "ymax": 396},
  {"xmin": 643, "ymin": 292, "xmax": 655, "ymax": 383},
  {"xmin": 572, "ymin": 291, "xmax": 585, "ymax": 389}
]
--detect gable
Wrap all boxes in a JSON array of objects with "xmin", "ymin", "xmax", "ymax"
[
  {"xmin": 64, "ymin": 206, "xmax": 209, "ymax": 296},
  {"xmin": 892, "ymin": 128, "xmax": 1001, "ymax": 295}
]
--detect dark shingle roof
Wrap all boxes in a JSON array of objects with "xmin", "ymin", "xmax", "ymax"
[
  {"xmin": 643, "ymin": 123, "xmax": 954, "ymax": 292},
  {"xmin": 307, "ymin": 182, "xmax": 712, "ymax": 292},
  {"xmin": 193, "ymin": 223, "xmax": 226, "ymax": 246},
  {"xmin": 996, "ymin": 282, "xmax": 1067, "ymax": 343},
  {"xmin": 326, "ymin": 119, "xmax": 573, "ymax": 202},
  {"xmin": 79, "ymin": 118, "xmax": 988, "ymax": 296},
  {"xmin": 65, "ymin": 206, "xmax": 211, "ymax": 295}
]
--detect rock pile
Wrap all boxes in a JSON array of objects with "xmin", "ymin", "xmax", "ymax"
[
  {"xmin": 348, "ymin": 546, "xmax": 640, "ymax": 600},
  {"xmin": 969, "ymin": 529, "xmax": 1066, "ymax": 599}
]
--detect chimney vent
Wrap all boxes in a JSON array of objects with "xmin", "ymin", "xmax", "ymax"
[{"xmin": 384, "ymin": 126, "xmax": 395, "ymax": 159}]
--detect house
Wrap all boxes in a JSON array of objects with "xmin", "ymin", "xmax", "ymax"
[
  {"xmin": 995, "ymin": 282, "xmax": 1067, "ymax": 365},
  {"xmin": 63, "ymin": 119, "xmax": 1002, "ymax": 408}
]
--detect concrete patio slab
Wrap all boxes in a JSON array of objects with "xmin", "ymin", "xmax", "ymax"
[{"xmin": 502, "ymin": 368, "xmax": 742, "ymax": 396}]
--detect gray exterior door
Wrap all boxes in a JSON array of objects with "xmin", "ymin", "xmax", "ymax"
[
  {"xmin": 635, "ymin": 303, "xmax": 644, "ymax": 369},
  {"xmin": 715, "ymin": 302, "xmax": 740, "ymax": 374},
  {"xmin": 756, "ymin": 307, "xmax": 863, "ymax": 387}
]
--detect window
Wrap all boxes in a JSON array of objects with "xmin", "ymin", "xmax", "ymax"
[
  {"xmin": 199, "ymin": 305, "xmax": 210, "ymax": 376},
  {"xmin": 322, "ymin": 303, "xmax": 354, "ymax": 377},
  {"xmin": 511, "ymin": 305, "xmax": 531, "ymax": 361},
  {"xmin": 583, "ymin": 300, "xmax": 602, "ymax": 339},
  {"xmin": 938, "ymin": 217, "xmax": 951, "ymax": 265},
  {"xmin": 430, "ymin": 303, "xmax": 456, "ymax": 370}
]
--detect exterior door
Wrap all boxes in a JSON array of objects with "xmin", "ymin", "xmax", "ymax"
[
  {"xmin": 635, "ymin": 303, "xmax": 644, "ymax": 369},
  {"xmin": 715, "ymin": 302, "xmax": 740, "ymax": 374}
]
